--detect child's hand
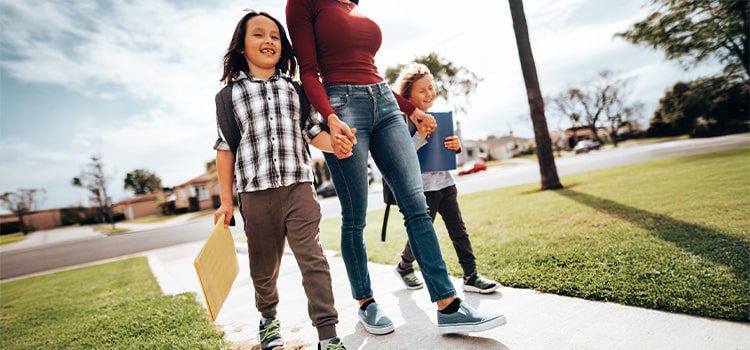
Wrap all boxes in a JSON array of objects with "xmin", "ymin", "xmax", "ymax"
[
  {"xmin": 444, "ymin": 136, "xmax": 461, "ymax": 151},
  {"xmin": 410, "ymin": 109, "xmax": 437, "ymax": 138},
  {"xmin": 214, "ymin": 203, "xmax": 234, "ymax": 228},
  {"xmin": 335, "ymin": 128, "xmax": 357, "ymax": 159},
  {"xmin": 328, "ymin": 114, "xmax": 357, "ymax": 158}
]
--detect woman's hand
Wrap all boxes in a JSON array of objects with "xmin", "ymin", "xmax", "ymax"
[
  {"xmin": 214, "ymin": 203, "xmax": 234, "ymax": 228},
  {"xmin": 334, "ymin": 129, "xmax": 357, "ymax": 159},
  {"xmin": 444, "ymin": 135, "xmax": 461, "ymax": 151},
  {"xmin": 409, "ymin": 109, "xmax": 437, "ymax": 138},
  {"xmin": 328, "ymin": 114, "xmax": 357, "ymax": 158}
]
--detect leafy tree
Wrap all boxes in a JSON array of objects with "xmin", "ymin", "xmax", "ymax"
[
  {"xmin": 124, "ymin": 169, "xmax": 163, "ymax": 195},
  {"xmin": 648, "ymin": 77, "xmax": 749, "ymax": 137},
  {"xmin": 618, "ymin": 0, "xmax": 749, "ymax": 80},
  {"xmin": 384, "ymin": 52, "xmax": 482, "ymax": 113},
  {"xmin": 205, "ymin": 159, "xmax": 216, "ymax": 172},
  {"xmin": 508, "ymin": 0, "xmax": 562, "ymax": 190},
  {"xmin": 0, "ymin": 189, "xmax": 46, "ymax": 234}
]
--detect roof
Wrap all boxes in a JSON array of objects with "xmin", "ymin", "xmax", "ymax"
[
  {"xmin": 177, "ymin": 171, "xmax": 218, "ymax": 188},
  {"xmin": 114, "ymin": 192, "xmax": 163, "ymax": 206}
]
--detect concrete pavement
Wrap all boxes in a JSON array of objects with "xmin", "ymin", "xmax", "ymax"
[
  {"xmin": 0, "ymin": 225, "xmax": 103, "ymax": 253},
  {"xmin": 146, "ymin": 242, "xmax": 750, "ymax": 350}
]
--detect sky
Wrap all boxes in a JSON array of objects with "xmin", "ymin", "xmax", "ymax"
[{"xmin": 0, "ymin": 0, "xmax": 723, "ymax": 211}]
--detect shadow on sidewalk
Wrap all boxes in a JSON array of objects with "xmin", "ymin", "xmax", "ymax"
[
  {"xmin": 555, "ymin": 189, "xmax": 750, "ymax": 285},
  {"xmin": 342, "ymin": 289, "xmax": 509, "ymax": 349}
]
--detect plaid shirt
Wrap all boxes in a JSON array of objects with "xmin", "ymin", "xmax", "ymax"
[{"xmin": 214, "ymin": 71, "xmax": 325, "ymax": 193}]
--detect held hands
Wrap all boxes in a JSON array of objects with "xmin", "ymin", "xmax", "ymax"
[
  {"xmin": 214, "ymin": 203, "xmax": 234, "ymax": 228},
  {"xmin": 334, "ymin": 129, "xmax": 357, "ymax": 158},
  {"xmin": 410, "ymin": 108, "xmax": 437, "ymax": 138},
  {"xmin": 328, "ymin": 114, "xmax": 358, "ymax": 159},
  {"xmin": 444, "ymin": 135, "xmax": 461, "ymax": 151}
]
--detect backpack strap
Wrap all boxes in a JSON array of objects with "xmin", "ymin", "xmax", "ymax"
[
  {"xmin": 286, "ymin": 78, "xmax": 316, "ymax": 156},
  {"xmin": 289, "ymin": 80, "xmax": 311, "ymax": 133},
  {"xmin": 214, "ymin": 82, "xmax": 239, "ymax": 227},
  {"xmin": 215, "ymin": 82, "xmax": 241, "ymax": 155}
]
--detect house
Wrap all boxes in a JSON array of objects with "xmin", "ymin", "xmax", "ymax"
[
  {"xmin": 486, "ymin": 134, "xmax": 535, "ymax": 160},
  {"xmin": 458, "ymin": 139, "xmax": 488, "ymax": 165},
  {"xmin": 0, "ymin": 209, "xmax": 61, "ymax": 233},
  {"xmin": 112, "ymin": 192, "xmax": 165, "ymax": 220},
  {"xmin": 172, "ymin": 171, "xmax": 221, "ymax": 213},
  {"xmin": 0, "ymin": 206, "xmax": 99, "ymax": 234},
  {"xmin": 461, "ymin": 133, "xmax": 536, "ymax": 163}
]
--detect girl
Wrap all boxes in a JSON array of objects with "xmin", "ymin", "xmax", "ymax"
[
  {"xmin": 393, "ymin": 63, "xmax": 501, "ymax": 294},
  {"xmin": 213, "ymin": 10, "xmax": 350, "ymax": 350},
  {"xmin": 286, "ymin": 0, "xmax": 506, "ymax": 335}
]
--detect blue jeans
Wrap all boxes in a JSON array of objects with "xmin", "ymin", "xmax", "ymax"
[{"xmin": 323, "ymin": 82, "xmax": 456, "ymax": 303}]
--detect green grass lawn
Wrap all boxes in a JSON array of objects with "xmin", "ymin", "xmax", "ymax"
[
  {"xmin": 0, "ymin": 257, "xmax": 227, "ymax": 349},
  {"xmin": 0, "ymin": 233, "xmax": 25, "ymax": 246},
  {"xmin": 319, "ymin": 149, "xmax": 750, "ymax": 321}
]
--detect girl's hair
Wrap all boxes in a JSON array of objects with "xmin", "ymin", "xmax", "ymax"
[
  {"xmin": 394, "ymin": 63, "xmax": 434, "ymax": 99},
  {"xmin": 221, "ymin": 11, "xmax": 297, "ymax": 85}
]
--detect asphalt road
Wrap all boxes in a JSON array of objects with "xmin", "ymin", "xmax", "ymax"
[{"xmin": 1, "ymin": 133, "xmax": 747, "ymax": 279}]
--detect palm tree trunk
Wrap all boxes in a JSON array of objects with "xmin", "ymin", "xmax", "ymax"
[{"xmin": 508, "ymin": 0, "xmax": 563, "ymax": 190}]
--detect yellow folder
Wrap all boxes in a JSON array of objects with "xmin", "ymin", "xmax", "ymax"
[{"xmin": 194, "ymin": 214, "xmax": 239, "ymax": 321}]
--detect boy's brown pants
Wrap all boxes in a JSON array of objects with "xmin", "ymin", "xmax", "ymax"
[{"xmin": 239, "ymin": 182, "xmax": 338, "ymax": 340}]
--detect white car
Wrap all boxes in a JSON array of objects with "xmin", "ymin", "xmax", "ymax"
[{"xmin": 574, "ymin": 140, "xmax": 600, "ymax": 154}]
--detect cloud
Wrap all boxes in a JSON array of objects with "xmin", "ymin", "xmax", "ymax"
[
  {"xmin": 0, "ymin": 0, "xmax": 723, "ymax": 210},
  {"xmin": 0, "ymin": 0, "xmax": 268, "ymax": 207}
]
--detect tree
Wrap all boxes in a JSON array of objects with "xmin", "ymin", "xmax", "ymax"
[
  {"xmin": 205, "ymin": 159, "xmax": 217, "ymax": 173},
  {"xmin": 508, "ymin": 0, "xmax": 562, "ymax": 190},
  {"xmin": 617, "ymin": 0, "xmax": 749, "ymax": 80},
  {"xmin": 123, "ymin": 169, "xmax": 163, "ymax": 195},
  {"xmin": 549, "ymin": 71, "xmax": 642, "ymax": 146},
  {"xmin": 648, "ymin": 76, "xmax": 749, "ymax": 137},
  {"xmin": 0, "ymin": 189, "xmax": 46, "ymax": 234},
  {"xmin": 72, "ymin": 155, "xmax": 115, "ymax": 228},
  {"xmin": 384, "ymin": 52, "xmax": 482, "ymax": 113}
]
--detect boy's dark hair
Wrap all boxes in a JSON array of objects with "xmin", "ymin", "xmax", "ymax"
[{"xmin": 221, "ymin": 11, "xmax": 298, "ymax": 84}]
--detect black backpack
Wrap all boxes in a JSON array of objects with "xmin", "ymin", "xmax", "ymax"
[{"xmin": 214, "ymin": 76, "xmax": 315, "ymax": 226}]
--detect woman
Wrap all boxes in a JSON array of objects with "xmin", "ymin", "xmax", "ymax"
[{"xmin": 286, "ymin": 0, "xmax": 506, "ymax": 335}]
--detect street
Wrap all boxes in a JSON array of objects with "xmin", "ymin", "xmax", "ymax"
[{"xmin": 1, "ymin": 133, "xmax": 748, "ymax": 279}]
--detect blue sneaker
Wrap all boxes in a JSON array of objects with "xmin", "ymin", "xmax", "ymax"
[
  {"xmin": 357, "ymin": 302, "xmax": 394, "ymax": 335},
  {"xmin": 437, "ymin": 301, "xmax": 506, "ymax": 334}
]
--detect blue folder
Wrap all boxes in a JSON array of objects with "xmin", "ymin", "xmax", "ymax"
[{"xmin": 408, "ymin": 112, "xmax": 457, "ymax": 173}]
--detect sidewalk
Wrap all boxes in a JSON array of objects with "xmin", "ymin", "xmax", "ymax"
[
  {"xmin": 145, "ymin": 241, "xmax": 750, "ymax": 350},
  {"xmin": 115, "ymin": 210, "xmax": 212, "ymax": 232},
  {"xmin": 0, "ymin": 225, "xmax": 103, "ymax": 253},
  {"xmin": 0, "ymin": 211, "xmax": 212, "ymax": 253}
]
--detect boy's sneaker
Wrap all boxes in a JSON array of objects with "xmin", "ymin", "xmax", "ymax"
[
  {"xmin": 357, "ymin": 302, "xmax": 395, "ymax": 335},
  {"xmin": 437, "ymin": 301, "xmax": 506, "ymax": 334},
  {"xmin": 258, "ymin": 318, "xmax": 284, "ymax": 350},
  {"xmin": 395, "ymin": 264, "xmax": 424, "ymax": 290},
  {"xmin": 319, "ymin": 337, "xmax": 346, "ymax": 350},
  {"xmin": 462, "ymin": 272, "xmax": 500, "ymax": 294}
]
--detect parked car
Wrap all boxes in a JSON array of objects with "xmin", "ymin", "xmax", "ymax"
[
  {"xmin": 316, "ymin": 181, "xmax": 337, "ymax": 198},
  {"xmin": 458, "ymin": 161, "xmax": 488, "ymax": 176},
  {"xmin": 574, "ymin": 140, "xmax": 600, "ymax": 154}
]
